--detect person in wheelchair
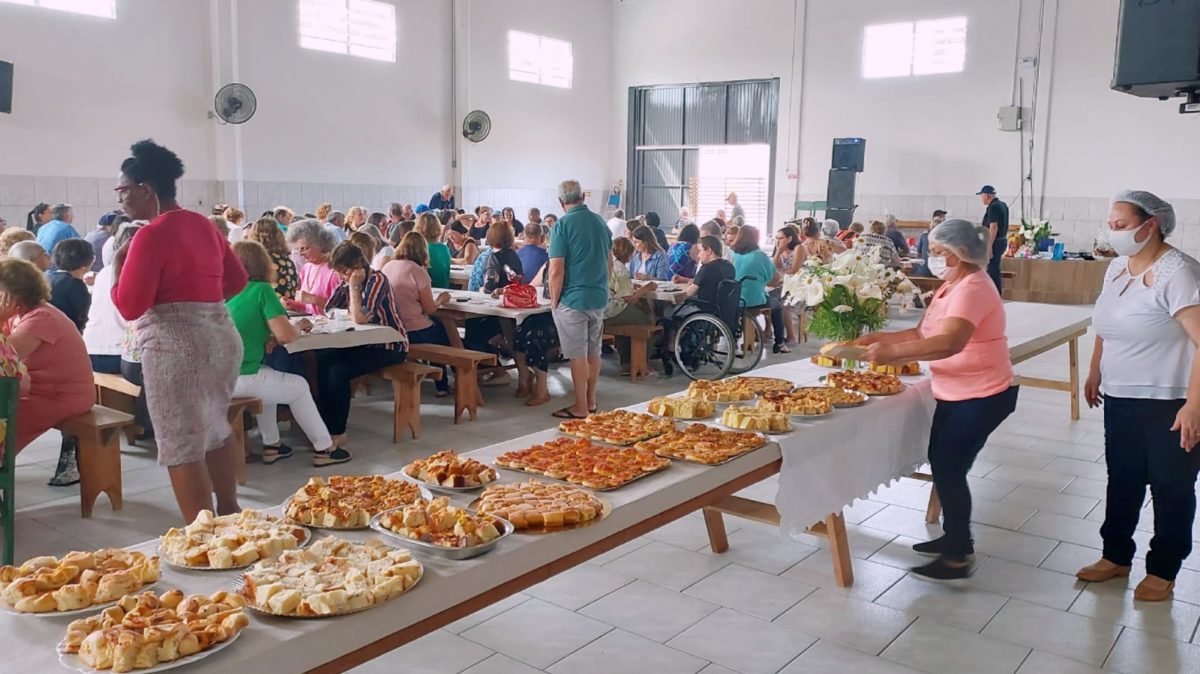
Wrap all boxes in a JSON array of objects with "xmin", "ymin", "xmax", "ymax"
[{"xmin": 662, "ymin": 236, "xmax": 736, "ymax": 372}]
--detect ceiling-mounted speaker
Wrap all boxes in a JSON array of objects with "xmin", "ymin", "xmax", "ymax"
[
  {"xmin": 832, "ymin": 137, "xmax": 866, "ymax": 173},
  {"xmin": 1111, "ymin": 0, "xmax": 1200, "ymax": 101}
]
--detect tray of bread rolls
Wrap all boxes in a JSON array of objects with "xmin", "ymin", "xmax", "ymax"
[{"xmin": 1, "ymin": 549, "xmax": 161, "ymax": 617}]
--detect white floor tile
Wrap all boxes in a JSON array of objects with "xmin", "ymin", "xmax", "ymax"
[
  {"xmin": 875, "ymin": 575, "xmax": 1009, "ymax": 632},
  {"xmin": 982, "ymin": 599, "xmax": 1121, "ymax": 666},
  {"xmin": 1016, "ymin": 650, "xmax": 1108, "ymax": 674},
  {"xmin": 461, "ymin": 599, "xmax": 612, "ymax": 669},
  {"xmin": 445, "ymin": 593, "xmax": 531, "ymax": 634},
  {"xmin": 667, "ymin": 608, "xmax": 816, "ymax": 674},
  {"xmin": 588, "ymin": 537, "xmax": 653, "ymax": 566},
  {"xmin": 579, "ymin": 580, "xmax": 719, "ymax": 643},
  {"xmin": 1003, "ymin": 485, "xmax": 1099, "ymax": 519},
  {"xmin": 971, "ymin": 523, "xmax": 1060, "ymax": 567},
  {"xmin": 547, "ymin": 629, "xmax": 708, "ymax": 674},
  {"xmin": 695, "ymin": 527, "xmax": 819, "ymax": 575},
  {"xmin": 979, "ymin": 444, "xmax": 1056, "ymax": 469},
  {"xmin": 684, "ymin": 563, "xmax": 815, "ymax": 620},
  {"xmin": 1019, "ymin": 511, "xmax": 1103, "ymax": 549},
  {"xmin": 461, "ymin": 654, "xmax": 544, "ymax": 674},
  {"xmin": 986, "ymin": 464, "xmax": 1076, "ymax": 492},
  {"xmin": 696, "ymin": 665, "xmax": 740, "ymax": 674},
  {"xmin": 1069, "ymin": 581, "xmax": 1200, "ymax": 642},
  {"xmin": 603, "ymin": 541, "xmax": 729, "ymax": 591},
  {"xmin": 1039, "ymin": 542, "xmax": 1108, "ymax": 577},
  {"xmin": 1044, "ymin": 457, "xmax": 1109, "ymax": 481},
  {"xmin": 971, "ymin": 499, "xmax": 1038, "ymax": 531},
  {"xmin": 842, "ymin": 498, "xmax": 888, "ymax": 525},
  {"xmin": 350, "ymin": 630, "xmax": 492, "ymax": 674},
  {"xmin": 1105, "ymin": 626, "xmax": 1200, "ymax": 674},
  {"xmin": 881, "ymin": 618, "xmax": 1030, "ymax": 674},
  {"xmin": 781, "ymin": 640, "xmax": 923, "ymax": 674},
  {"xmin": 782, "ymin": 551, "xmax": 908, "ymax": 602},
  {"xmin": 774, "ymin": 589, "xmax": 915, "ymax": 655},
  {"xmin": 1062, "ymin": 477, "xmax": 1108, "ymax": 500},
  {"xmin": 970, "ymin": 558, "xmax": 1084, "ymax": 610},
  {"xmin": 968, "ymin": 475, "xmax": 1022, "ymax": 503},
  {"xmin": 860, "ymin": 505, "xmax": 940, "ymax": 541},
  {"xmin": 648, "ymin": 512, "xmax": 741, "ymax": 551},
  {"xmin": 1026, "ymin": 437, "xmax": 1104, "ymax": 462},
  {"xmin": 526, "ymin": 564, "xmax": 633, "ymax": 611}
]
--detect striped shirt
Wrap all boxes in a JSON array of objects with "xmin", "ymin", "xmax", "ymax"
[{"xmin": 325, "ymin": 270, "xmax": 408, "ymax": 351}]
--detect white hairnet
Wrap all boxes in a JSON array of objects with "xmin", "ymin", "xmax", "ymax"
[
  {"xmin": 929, "ymin": 218, "xmax": 989, "ymax": 267},
  {"xmin": 822, "ymin": 219, "xmax": 840, "ymax": 237},
  {"xmin": 1112, "ymin": 190, "xmax": 1176, "ymax": 237}
]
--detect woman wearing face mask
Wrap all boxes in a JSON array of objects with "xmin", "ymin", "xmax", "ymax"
[
  {"xmin": 853, "ymin": 219, "xmax": 1017, "ymax": 581},
  {"xmin": 1075, "ymin": 191, "xmax": 1200, "ymax": 602}
]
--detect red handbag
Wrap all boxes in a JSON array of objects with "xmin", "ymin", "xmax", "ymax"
[{"xmin": 501, "ymin": 275, "xmax": 539, "ymax": 309}]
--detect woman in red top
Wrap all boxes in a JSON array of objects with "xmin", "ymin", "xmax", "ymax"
[{"xmin": 111, "ymin": 140, "xmax": 248, "ymax": 522}]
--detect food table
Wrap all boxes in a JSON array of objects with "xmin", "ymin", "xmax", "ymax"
[
  {"xmin": 432, "ymin": 290, "xmax": 552, "ymax": 349},
  {"xmin": 635, "ymin": 280, "xmax": 689, "ymax": 303},
  {"xmin": 448, "ymin": 264, "xmax": 468, "ymax": 288},
  {"xmin": 1000, "ymin": 257, "xmax": 1110, "ymax": 304},
  {"xmin": 283, "ymin": 318, "xmax": 405, "ymax": 353}
]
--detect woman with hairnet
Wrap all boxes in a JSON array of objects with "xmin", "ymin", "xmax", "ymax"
[
  {"xmin": 1076, "ymin": 190, "xmax": 1200, "ymax": 602},
  {"xmin": 853, "ymin": 218, "xmax": 1018, "ymax": 580}
]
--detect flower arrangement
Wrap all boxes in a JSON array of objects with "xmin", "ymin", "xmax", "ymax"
[
  {"xmin": 1018, "ymin": 219, "xmax": 1058, "ymax": 252},
  {"xmin": 781, "ymin": 247, "xmax": 914, "ymax": 342}
]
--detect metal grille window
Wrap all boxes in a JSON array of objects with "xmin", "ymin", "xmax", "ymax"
[
  {"xmin": 299, "ymin": 0, "xmax": 397, "ymax": 63},
  {"xmin": 0, "ymin": 0, "xmax": 115, "ymax": 18},
  {"xmin": 508, "ymin": 30, "xmax": 573, "ymax": 89},
  {"xmin": 862, "ymin": 17, "xmax": 967, "ymax": 79}
]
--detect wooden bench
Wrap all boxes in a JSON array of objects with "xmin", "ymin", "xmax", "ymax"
[
  {"xmin": 228, "ymin": 397, "xmax": 263, "ymax": 486},
  {"xmin": 55, "ymin": 406, "xmax": 136, "ymax": 518},
  {"xmin": 406, "ymin": 344, "xmax": 497, "ymax": 424},
  {"xmin": 93, "ymin": 373, "xmax": 143, "ymax": 443},
  {"xmin": 352, "ymin": 362, "xmax": 443, "ymax": 442},
  {"xmin": 602, "ymin": 324, "xmax": 663, "ymax": 382}
]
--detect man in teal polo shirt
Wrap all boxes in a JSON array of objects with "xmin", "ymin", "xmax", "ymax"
[{"xmin": 548, "ymin": 179, "xmax": 612, "ymax": 420}]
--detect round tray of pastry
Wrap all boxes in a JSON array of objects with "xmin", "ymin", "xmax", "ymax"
[
  {"xmin": 716, "ymin": 405, "xmax": 795, "ymax": 434},
  {"xmin": 645, "ymin": 395, "xmax": 717, "ymax": 420},
  {"xmin": 235, "ymin": 537, "xmax": 423, "ymax": 619},
  {"xmin": 57, "ymin": 589, "xmax": 249, "ymax": 674},
  {"xmin": 469, "ymin": 479, "xmax": 612, "ymax": 535},
  {"xmin": 402, "ymin": 450, "xmax": 499, "ymax": 493},
  {"xmin": 283, "ymin": 475, "xmax": 432, "ymax": 529},
  {"xmin": 820, "ymin": 371, "xmax": 906, "ymax": 397},
  {"xmin": 755, "ymin": 392, "xmax": 834, "ymax": 418},
  {"xmin": 868, "ymin": 362, "xmax": 923, "ymax": 377},
  {"xmin": 790, "ymin": 386, "xmax": 870, "ymax": 409},
  {"xmin": 1, "ymin": 549, "xmax": 162, "ymax": 617},
  {"xmin": 158, "ymin": 509, "xmax": 311, "ymax": 572},
  {"xmin": 369, "ymin": 496, "xmax": 514, "ymax": 560}
]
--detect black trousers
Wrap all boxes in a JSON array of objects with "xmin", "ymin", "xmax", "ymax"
[
  {"xmin": 406, "ymin": 322, "xmax": 451, "ymax": 392},
  {"xmin": 750, "ymin": 294, "xmax": 786, "ymax": 347},
  {"xmin": 1101, "ymin": 396, "xmax": 1200, "ymax": 581},
  {"xmin": 929, "ymin": 386, "xmax": 1020, "ymax": 558},
  {"xmin": 315, "ymin": 346, "xmax": 406, "ymax": 435},
  {"xmin": 120, "ymin": 359, "xmax": 152, "ymax": 434},
  {"xmin": 987, "ymin": 248, "xmax": 1003, "ymax": 293}
]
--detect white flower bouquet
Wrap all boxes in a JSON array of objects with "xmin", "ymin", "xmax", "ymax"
[{"xmin": 781, "ymin": 247, "xmax": 915, "ymax": 342}]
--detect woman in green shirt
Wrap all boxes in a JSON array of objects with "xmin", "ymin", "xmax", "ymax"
[
  {"xmin": 416, "ymin": 212, "xmax": 452, "ymax": 289},
  {"xmin": 227, "ymin": 241, "xmax": 341, "ymax": 466},
  {"xmin": 731, "ymin": 225, "xmax": 789, "ymax": 353}
]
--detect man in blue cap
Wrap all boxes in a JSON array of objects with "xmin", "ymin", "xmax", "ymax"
[{"xmin": 977, "ymin": 185, "xmax": 1009, "ymax": 292}]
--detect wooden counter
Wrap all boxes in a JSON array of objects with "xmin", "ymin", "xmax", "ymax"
[{"xmin": 1001, "ymin": 257, "xmax": 1110, "ymax": 305}]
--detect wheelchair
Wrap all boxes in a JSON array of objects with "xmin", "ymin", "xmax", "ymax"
[{"xmin": 669, "ymin": 278, "xmax": 764, "ymax": 380}]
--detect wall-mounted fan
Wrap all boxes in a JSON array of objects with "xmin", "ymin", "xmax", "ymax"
[
  {"xmin": 213, "ymin": 83, "xmax": 257, "ymax": 125},
  {"xmin": 462, "ymin": 110, "xmax": 491, "ymax": 143}
]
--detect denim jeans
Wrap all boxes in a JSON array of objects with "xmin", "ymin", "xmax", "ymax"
[
  {"xmin": 1101, "ymin": 396, "xmax": 1200, "ymax": 581},
  {"xmin": 929, "ymin": 386, "xmax": 1020, "ymax": 558},
  {"xmin": 315, "ymin": 346, "xmax": 407, "ymax": 435},
  {"xmin": 90, "ymin": 354, "xmax": 121, "ymax": 374},
  {"xmin": 406, "ymin": 322, "xmax": 451, "ymax": 392}
]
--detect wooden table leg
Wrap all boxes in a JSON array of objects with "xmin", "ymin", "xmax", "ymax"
[
  {"xmin": 438, "ymin": 315, "xmax": 465, "ymax": 349},
  {"xmin": 702, "ymin": 507, "xmax": 729, "ymax": 553},
  {"xmin": 925, "ymin": 486, "xmax": 942, "ymax": 524},
  {"xmin": 229, "ymin": 412, "xmax": 248, "ymax": 486},
  {"xmin": 1068, "ymin": 336, "xmax": 1080, "ymax": 422},
  {"xmin": 825, "ymin": 512, "xmax": 854, "ymax": 587}
]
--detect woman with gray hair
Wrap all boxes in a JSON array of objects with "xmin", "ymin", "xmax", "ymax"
[
  {"xmin": 285, "ymin": 218, "xmax": 341, "ymax": 315},
  {"xmin": 854, "ymin": 218, "xmax": 1017, "ymax": 581},
  {"xmin": 1076, "ymin": 191, "xmax": 1200, "ymax": 602}
]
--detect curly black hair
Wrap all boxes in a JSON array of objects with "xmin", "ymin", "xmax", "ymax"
[{"xmin": 120, "ymin": 139, "xmax": 185, "ymax": 200}]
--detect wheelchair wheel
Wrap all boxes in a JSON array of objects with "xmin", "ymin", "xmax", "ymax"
[
  {"xmin": 729, "ymin": 315, "xmax": 764, "ymax": 375},
  {"xmin": 673, "ymin": 313, "xmax": 735, "ymax": 380}
]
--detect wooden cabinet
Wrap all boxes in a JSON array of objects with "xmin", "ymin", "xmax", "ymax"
[{"xmin": 1001, "ymin": 258, "xmax": 1110, "ymax": 305}]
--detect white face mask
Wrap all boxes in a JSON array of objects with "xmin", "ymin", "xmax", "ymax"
[
  {"xmin": 927, "ymin": 255, "xmax": 949, "ymax": 279},
  {"xmin": 1109, "ymin": 223, "xmax": 1150, "ymax": 257}
]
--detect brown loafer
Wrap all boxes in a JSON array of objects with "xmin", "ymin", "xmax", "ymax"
[
  {"xmin": 1134, "ymin": 574, "xmax": 1174, "ymax": 602},
  {"xmin": 1076, "ymin": 558, "xmax": 1132, "ymax": 583}
]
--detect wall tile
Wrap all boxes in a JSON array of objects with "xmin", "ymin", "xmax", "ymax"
[
  {"xmin": 360, "ymin": 184, "xmax": 382, "ymax": 208},
  {"xmin": 1040, "ymin": 197, "xmax": 1065, "ymax": 222},
  {"xmin": 205, "ymin": 181, "xmax": 223, "ymax": 210},
  {"xmin": 900, "ymin": 195, "xmax": 924, "ymax": 219},
  {"xmin": 238, "ymin": 181, "xmax": 259, "ymax": 207},
  {"xmin": 943, "ymin": 195, "xmax": 968, "ymax": 219},
  {"xmin": 301, "ymin": 183, "xmax": 324, "ymax": 211},
  {"xmin": 258, "ymin": 181, "xmax": 282, "ymax": 208},
  {"xmin": 34, "ymin": 176, "xmax": 68, "ymax": 204},
  {"xmin": 66, "ymin": 177, "xmax": 100, "ymax": 207},
  {"xmin": 964, "ymin": 195, "xmax": 985, "ymax": 219},
  {"xmin": 322, "ymin": 183, "xmax": 344, "ymax": 207},
  {"xmin": 0, "ymin": 175, "xmax": 37, "ymax": 207},
  {"xmin": 1174, "ymin": 199, "xmax": 1200, "ymax": 228},
  {"xmin": 1087, "ymin": 197, "xmax": 1110, "ymax": 222},
  {"xmin": 279, "ymin": 182, "xmax": 303, "ymax": 211},
  {"xmin": 0, "ymin": 206, "xmax": 25, "ymax": 229},
  {"xmin": 920, "ymin": 196, "xmax": 946, "ymax": 220},
  {"xmin": 342, "ymin": 184, "xmax": 363, "ymax": 206},
  {"xmin": 1062, "ymin": 197, "xmax": 1089, "ymax": 221}
]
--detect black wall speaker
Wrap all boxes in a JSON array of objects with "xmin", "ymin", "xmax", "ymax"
[
  {"xmin": 0, "ymin": 61, "xmax": 12, "ymax": 115},
  {"xmin": 826, "ymin": 207, "xmax": 855, "ymax": 231},
  {"xmin": 832, "ymin": 137, "xmax": 866, "ymax": 172},
  {"xmin": 1111, "ymin": 0, "xmax": 1200, "ymax": 99},
  {"xmin": 827, "ymin": 170, "xmax": 857, "ymax": 209}
]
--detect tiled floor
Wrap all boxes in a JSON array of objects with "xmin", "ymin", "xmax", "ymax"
[{"xmin": 12, "ymin": 311, "xmax": 1200, "ymax": 674}]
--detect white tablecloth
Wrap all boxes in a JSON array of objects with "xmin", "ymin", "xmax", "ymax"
[
  {"xmin": 284, "ymin": 322, "xmax": 404, "ymax": 353},
  {"xmin": 438, "ymin": 290, "xmax": 552, "ymax": 325}
]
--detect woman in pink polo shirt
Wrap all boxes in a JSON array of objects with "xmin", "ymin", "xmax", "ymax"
[{"xmin": 855, "ymin": 218, "xmax": 1018, "ymax": 581}]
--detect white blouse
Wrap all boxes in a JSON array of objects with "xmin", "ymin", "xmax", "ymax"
[
  {"xmin": 1093, "ymin": 249, "xmax": 1200, "ymax": 400},
  {"xmin": 83, "ymin": 265, "xmax": 126, "ymax": 356}
]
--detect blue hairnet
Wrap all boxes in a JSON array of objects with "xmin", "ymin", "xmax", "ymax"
[
  {"xmin": 929, "ymin": 218, "xmax": 989, "ymax": 267},
  {"xmin": 1112, "ymin": 190, "xmax": 1175, "ymax": 237}
]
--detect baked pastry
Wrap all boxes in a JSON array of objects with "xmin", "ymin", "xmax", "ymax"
[
  {"xmin": 160, "ymin": 509, "xmax": 307, "ymax": 569},
  {"xmin": 476, "ymin": 479, "xmax": 606, "ymax": 530},
  {"xmin": 557, "ymin": 410, "xmax": 675, "ymax": 445},
  {"xmin": 403, "ymin": 450, "xmax": 498, "ymax": 489},
  {"xmin": 757, "ymin": 390, "xmax": 835, "ymax": 416},
  {"xmin": 721, "ymin": 405, "xmax": 792, "ymax": 432},
  {"xmin": 826, "ymin": 370, "xmax": 904, "ymax": 395},
  {"xmin": 647, "ymin": 396, "xmax": 716, "ymax": 420},
  {"xmin": 686, "ymin": 376, "xmax": 794, "ymax": 402},
  {"xmin": 789, "ymin": 386, "xmax": 869, "ymax": 408},
  {"xmin": 377, "ymin": 497, "xmax": 504, "ymax": 548},
  {"xmin": 495, "ymin": 436, "xmax": 671, "ymax": 490},
  {"xmin": 61, "ymin": 589, "xmax": 248, "ymax": 673},
  {"xmin": 240, "ymin": 537, "xmax": 421, "ymax": 617},
  {"xmin": 634, "ymin": 423, "xmax": 766, "ymax": 465},
  {"xmin": 810, "ymin": 354, "xmax": 842, "ymax": 368},
  {"xmin": 0, "ymin": 549, "xmax": 159, "ymax": 614},
  {"xmin": 285, "ymin": 475, "xmax": 425, "ymax": 528},
  {"xmin": 869, "ymin": 362, "xmax": 921, "ymax": 376}
]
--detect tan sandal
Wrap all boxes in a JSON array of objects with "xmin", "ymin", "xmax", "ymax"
[
  {"xmin": 1134, "ymin": 574, "xmax": 1174, "ymax": 602},
  {"xmin": 1075, "ymin": 558, "xmax": 1132, "ymax": 583}
]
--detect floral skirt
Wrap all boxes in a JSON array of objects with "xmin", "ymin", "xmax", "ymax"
[{"xmin": 513, "ymin": 314, "xmax": 559, "ymax": 373}]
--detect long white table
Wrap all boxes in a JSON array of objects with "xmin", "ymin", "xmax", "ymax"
[{"xmin": 284, "ymin": 321, "xmax": 404, "ymax": 353}]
